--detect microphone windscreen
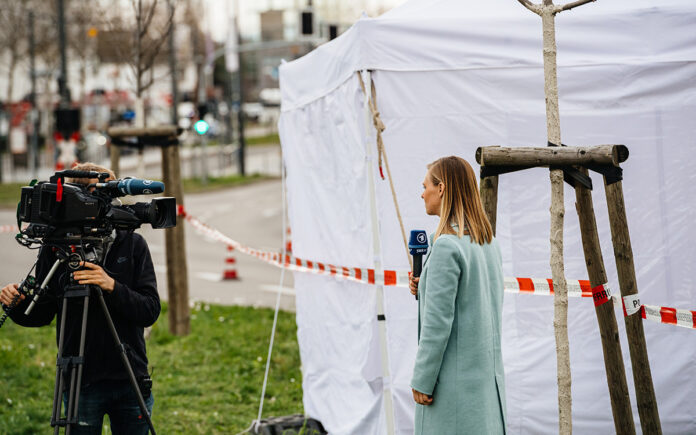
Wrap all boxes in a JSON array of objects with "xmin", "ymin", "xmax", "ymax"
[
  {"xmin": 117, "ymin": 179, "xmax": 165, "ymax": 196},
  {"xmin": 409, "ymin": 230, "xmax": 428, "ymax": 255}
]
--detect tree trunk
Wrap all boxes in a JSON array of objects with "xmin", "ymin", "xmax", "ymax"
[
  {"xmin": 6, "ymin": 50, "xmax": 16, "ymax": 103},
  {"xmin": 541, "ymin": 6, "xmax": 572, "ymax": 434}
]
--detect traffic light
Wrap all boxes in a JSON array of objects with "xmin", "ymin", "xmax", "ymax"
[
  {"xmin": 55, "ymin": 108, "xmax": 80, "ymax": 138},
  {"xmin": 194, "ymin": 119, "xmax": 209, "ymax": 135},
  {"xmin": 198, "ymin": 103, "xmax": 209, "ymax": 119},
  {"xmin": 301, "ymin": 11, "xmax": 313, "ymax": 35}
]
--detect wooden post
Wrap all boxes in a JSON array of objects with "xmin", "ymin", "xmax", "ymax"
[
  {"xmin": 605, "ymin": 179, "xmax": 662, "ymax": 434},
  {"xmin": 476, "ymin": 145, "xmax": 629, "ymax": 167},
  {"xmin": 574, "ymin": 169, "xmax": 635, "ymax": 434},
  {"xmin": 479, "ymin": 174, "xmax": 499, "ymax": 235},
  {"xmin": 110, "ymin": 145, "xmax": 121, "ymax": 178},
  {"xmin": 107, "ymin": 125, "xmax": 190, "ymax": 336},
  {"xmin": 162, "ymin": 144, "xmax": 190, "ymax": 336}
]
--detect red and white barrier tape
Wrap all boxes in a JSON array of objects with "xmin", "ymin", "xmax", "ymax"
[
  {"xmin": 0, "ymin": 225, "xmax": 19, "ymax": 233},
  {"xmin": 177, "ymin": 205, "xmax": 696, "ymax": 330},
  {"xmin": 178, "ymin": 206, "xmax": 410, "ymax": 288},
  {"xmin": 642, "ymin": 304, "xmax": 696, "ymax": 329},
  {"xmin": 502, "ymin": 277, "xmax": 593, "ymax": 298}
]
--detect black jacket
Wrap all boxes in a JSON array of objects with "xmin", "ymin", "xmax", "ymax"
[{"xmin": 8, "ymin": 230, "xmax": 160, "ymax": 385}]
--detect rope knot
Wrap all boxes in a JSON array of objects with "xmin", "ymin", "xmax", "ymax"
[{"xmin": 372, "ymin": 112, "xmax": 386, "ymax": 132}]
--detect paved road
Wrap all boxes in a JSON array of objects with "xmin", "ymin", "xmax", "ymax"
[{"xmin": 0, "ymin": 179, "xmax": 296, "ymax": 312}]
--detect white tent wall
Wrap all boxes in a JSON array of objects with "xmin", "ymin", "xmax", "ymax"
[{"xmin": 278, "ymin": 1, "xmax": 696, "ymax": 433}]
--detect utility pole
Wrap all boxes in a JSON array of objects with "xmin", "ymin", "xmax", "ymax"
[
  {"xmin": 236, "ymin": 0, "xmax": 246, "ymax": 176},
  {"xmin": 168, "ymin": 0, "xmax": 179, "ymax": 127},
  {"xmin": 57, "ymin": 0, "xmax": 70, "ymax": 107},
  {"xmin": 28, "ymin": 11, "xmax": 39, "ymax": 179}
]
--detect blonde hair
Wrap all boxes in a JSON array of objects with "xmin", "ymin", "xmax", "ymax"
[
  {"xmin": 428, "ymin": 156, "xmax": 493, "ymax": 245},
  {"xmin": 66, "ymin": 162, "xmax": 115, "ymax": 185}
]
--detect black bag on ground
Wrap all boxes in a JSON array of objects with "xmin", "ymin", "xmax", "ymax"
[{"xmin": 253, "ymin": 414, "xmax": 326, "ymax": 435}]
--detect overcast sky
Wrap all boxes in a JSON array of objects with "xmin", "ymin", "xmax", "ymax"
[{"xmin": 203, "ymin": 0, "xmax": 407, "ymax": 41}]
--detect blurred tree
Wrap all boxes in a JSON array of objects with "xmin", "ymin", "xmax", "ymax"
[
  {"xmin": 68, "ymin": 0, "xmax": 105, "ymax": 101},
  {"xmin": 0, "ymin": 0, "xmax": 30, "ymax": 103}
]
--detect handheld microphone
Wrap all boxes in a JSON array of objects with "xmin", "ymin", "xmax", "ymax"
[
  {"xmin": 409, "ymin": 230, "xmax": 428, "ymax": 300},
  {"xmin": 95, "ymin": 178, "xmax": 165, "ymax": 196}
]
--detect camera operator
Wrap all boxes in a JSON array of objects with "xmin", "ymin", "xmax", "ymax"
[{"xmin": 0, "ymin": 163, "xmax": 160, "ymax": 435}]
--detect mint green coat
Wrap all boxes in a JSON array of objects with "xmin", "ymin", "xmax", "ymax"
[{"xmin": 411, "ymin": 234, "xmax": 507, "ymax": 435}]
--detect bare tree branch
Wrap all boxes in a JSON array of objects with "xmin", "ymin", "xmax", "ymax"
[
  {"xmin": 517, "ymin": 0, "xmax": 542, "ymax": 15},
  {"xmin": 556, "ymin": 0, "xmax": 596, "ymax": 13},
  {"xmin": 140, "ymin": 73, "xmax": 155, "ymax": 94},
  {"xmin": 141, "ymin": 0, "xmax": 159, "ymax": 38}
]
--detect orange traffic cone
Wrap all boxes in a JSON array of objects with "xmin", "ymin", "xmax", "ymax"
[{"xmin": 222, "ymin": 245, "xmax": 238, "ymax": 280}]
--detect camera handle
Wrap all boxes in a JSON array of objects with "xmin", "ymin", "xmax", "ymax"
[{"xmin": 25, "ymin": 256, "xmax": 66, "ymax": 316}]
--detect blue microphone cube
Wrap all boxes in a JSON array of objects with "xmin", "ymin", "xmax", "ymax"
[{"xmin": 408, "ymin": 230, "xmax": 428, "ymax": 255}]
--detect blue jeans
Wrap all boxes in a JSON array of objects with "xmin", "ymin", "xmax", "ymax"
[{"xmin": 62, "ymin": 379, "xmax": 154, "ymax": 435}]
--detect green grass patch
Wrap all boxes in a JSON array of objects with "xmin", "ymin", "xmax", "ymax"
[
  {"xmin": 182, "ymin": 173, "xmax": 271, "ymax": 194},
  {"xmin": 0, "ymin": 302, "xmax": 303, "ymax": 434},
  {"xmin": 245, "ymin": 133, "xmax": 280, "ymax": 146},
  {"xmin": 0, "ymin": 182, "xmax": 27, "ymax": 210}
]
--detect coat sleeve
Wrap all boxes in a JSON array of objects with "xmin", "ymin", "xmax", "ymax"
[
  {"xmin": 104, "ymin": 234, "xmax": 161, "ymax": 327},
  {"xmin": 7, "ymin": 247, "xmax": 60, "ymax": 327},
  {"xmin": 411, "ymin": 237, "xmax": 461, "ymax": 395}
]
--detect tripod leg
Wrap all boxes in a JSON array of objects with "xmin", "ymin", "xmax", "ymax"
[
  {"xmin": 52, "ymin": 299, "xmax": 70, "ymax": 434},
  {"xmin": 65, "ymin": 293, "xmax": 90, "ymax": 434},
  {"xmin": 95, "ymin": 289, "xmax": 156, "ymax": 435}
]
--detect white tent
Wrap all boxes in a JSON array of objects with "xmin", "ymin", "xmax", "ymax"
[{"xmin": 278, "ymin": 0, "xmax": 696, "ymax": 433}]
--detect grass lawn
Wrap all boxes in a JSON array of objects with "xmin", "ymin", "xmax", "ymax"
[
  {"xmin": 0, "ymin": 182, "xmax": 26, "ymax": 210},
  {"xmin": 245, "ymin": 133, "xmax": 279, "ymax": 146},
  {"xmin": 0, "ymin": 302, "xmax": 304, "ymax": 434},
  {"xmin": 181, "ymin": 173, "xmax": 271, "ymax": 194}
]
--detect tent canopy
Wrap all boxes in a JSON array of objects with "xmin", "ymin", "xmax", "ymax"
[
  {"xmin": 281, "ymin": 0, "xmax": 694, "ymax": 111},
  {"xmin": 279, "ymin": 1, "xmax": 696, "ymax": 433}
]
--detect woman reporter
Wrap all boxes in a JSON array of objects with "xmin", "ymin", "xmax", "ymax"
[{"xmin": 410, "ymin": 156, "xmax": 507, "ymax": 434}]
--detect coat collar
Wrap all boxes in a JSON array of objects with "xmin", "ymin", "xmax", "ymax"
[{"xmin": 423, "ymin": 223, "xmax": 466, "ymax": 267}]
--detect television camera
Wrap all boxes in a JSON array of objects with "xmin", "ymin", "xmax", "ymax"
[{"xmin": 1, "ymin": 169, "xmax": 173, "ymax": 434}]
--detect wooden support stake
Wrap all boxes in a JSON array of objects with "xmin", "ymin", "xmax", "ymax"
[
  {"xmin": 476, "ymin": 145, "xmax": 629, "ymax": 168},
  {"xmin": 110, "ymin": 145, "xmax": 121, "ymax": 178},
  {"xmin": 605, "ymin": 179, "xmax": 661, "ymax": 434},
  {"xmin": 162, "ymin": 144, "xmax": 191, "ymax": 336},
  {"xmin": 574, "ymin": 169, "xmax": 635, "ymax": 434},
  {"xmin": 479, "ymin": 174, "xmax": 499, "ymax": 235}
]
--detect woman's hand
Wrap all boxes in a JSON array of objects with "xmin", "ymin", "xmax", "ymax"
[
  {"xmin": 73, "ymin": 262, "xmax": 116, "ymax": 293},
  {"xmin": 412, "ymin": 388, "xmax": 433, "ymax": 406},
  {"xmin": 409, "ymin": 276, "xmax": 420, "ymax": 296}
]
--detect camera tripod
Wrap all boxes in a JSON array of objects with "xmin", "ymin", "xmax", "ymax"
[{"xmin": 30, "ymin": 244, "xmax": 156, "ymax": 435}]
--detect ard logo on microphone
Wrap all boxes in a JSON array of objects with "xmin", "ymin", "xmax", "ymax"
[{"xmin": 408, "ymin": 230, "xmax": 429, "ymax": 255}]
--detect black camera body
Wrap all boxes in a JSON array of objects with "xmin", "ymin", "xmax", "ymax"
[{"xmin": 17, "ymin": 170, "xmax": 176, "ymax": 239}]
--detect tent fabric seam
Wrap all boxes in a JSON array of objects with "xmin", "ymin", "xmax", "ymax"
[{"xmin": 281, "ymin": 59, "xmax": 696, "ymax": 112}]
